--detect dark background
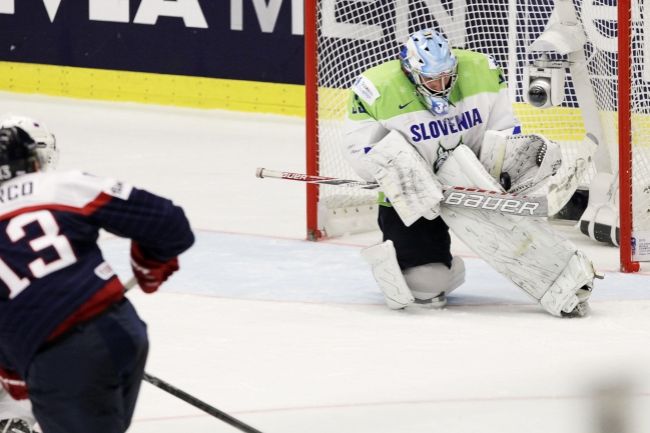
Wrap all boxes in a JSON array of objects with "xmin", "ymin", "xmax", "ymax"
[{"xmin": 0, "ymin": 0, "xmax": 304, "ymax": 84}]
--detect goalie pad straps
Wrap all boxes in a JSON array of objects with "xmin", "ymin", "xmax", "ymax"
[
  {"xmin": 363, "ymin": 130, "xmax": 444, "ymax": 227},
  {"xmin": 361, "ymin": 240, "xmax": 414, "ymax": 310},
  {"xmin": 437, "ymin": 145, "xmax": 597, "ymax": 316}
]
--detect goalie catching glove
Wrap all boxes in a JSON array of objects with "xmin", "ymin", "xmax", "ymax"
[
  {"xmin": 363, "ymin": 130, "xmax": 443, "ymax": 226},
  {"xmin": 480, "ymin": 131, "xmax": 562, "ymax": 194},
  {"xmin": 131, "ymin": 242, "xmax": 179, "ymax": 293}
]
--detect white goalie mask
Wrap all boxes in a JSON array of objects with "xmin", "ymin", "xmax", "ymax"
[
  {"xmin": 400, "ymin": 29, "xmax": 458, "ymax": 116},
  {"xmin": 0, "ymin": 115, "xmax": 58, "ymax": 170}
]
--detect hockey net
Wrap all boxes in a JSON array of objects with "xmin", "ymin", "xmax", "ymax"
[{"xmin": 305, "ymin": 0, "xmax": 650, "ymax": 271}]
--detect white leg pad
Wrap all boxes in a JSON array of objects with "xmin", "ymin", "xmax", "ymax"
[
  {"xmin": 404, "ymin": 256, "xmax": 465, "ymax": 302},
  {"xmin": 579, "ymin": 171, "xmax": 619, "ymax": 245},
  {"xmin": 540, "ymin": 250, "xmax": 596, "ymax": 316},
  {"xmin": 437, "ymin": 146, "xmax": 598, "ymax": 316},
  {"xmin": 361, "ymin": 240, "xmax": 414, "ymax": 310}
]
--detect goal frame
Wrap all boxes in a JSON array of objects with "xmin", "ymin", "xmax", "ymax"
[
  {"xmin": 305, "ymin": 0, "xmax": 322, "ymax": 241},
  {"xmin": 305, "ymin": 0, "xmax": 641, "ymax": 273},
  {"xmin": 617, "ymin": 0, "xmax": 638, "ymax": 272}
]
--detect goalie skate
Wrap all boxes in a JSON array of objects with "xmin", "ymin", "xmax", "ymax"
[{"xmin": 558, "ymin": 284, "xmax": 594, "ymax": 317}]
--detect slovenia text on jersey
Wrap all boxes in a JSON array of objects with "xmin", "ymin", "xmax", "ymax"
[{"xmin": 410, "ymin": 108, "xmax": 483, "ymax": 142}]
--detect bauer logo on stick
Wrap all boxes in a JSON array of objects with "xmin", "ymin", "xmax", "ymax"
[
  {"xmin": 282, "ymin": 172, "xmax": 307, "ymax": 180},
  {"xmin": 444, "ymin": 190, "xmax": 542, "ymax": 215}
]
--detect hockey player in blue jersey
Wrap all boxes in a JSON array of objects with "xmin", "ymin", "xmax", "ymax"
[
  {"xmin": 0, "ymin": 122, "xmax": 194, "ymax": 433},
  {"xmin": 0, "ymin": 116, "xmax": 53, "ymax": 433}
]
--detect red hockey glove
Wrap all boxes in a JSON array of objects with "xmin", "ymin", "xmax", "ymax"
[
  {"xmin": 0, "ymin": 368, "xmax": 28, "ymax": 400},
  {"xmin": 130, "ymin": 242, "xmax": 179, "ymax": 293}
]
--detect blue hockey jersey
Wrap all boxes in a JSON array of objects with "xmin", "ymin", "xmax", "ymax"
[{"xmin": 0, "ymin": 171, "xmax": 194, "ymax": 376}]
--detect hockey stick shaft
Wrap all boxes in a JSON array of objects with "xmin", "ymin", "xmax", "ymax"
[
  {"xmin": 256, "ymin": 167, "xmax": 548, "ymax": 217},
  {"xmin": 143, "ymin": 372, "xmax": 265, "ymax": 433},
  {"xmin": 123, "ymin": 278, "xmax": 265, "ymax": 433}
]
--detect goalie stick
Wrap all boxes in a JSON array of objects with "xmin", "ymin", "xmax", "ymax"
[
  {"xmin": 256, "ymin": 167, "xmax": 549, "ymax": 217},
  {"xmin": 123, "ymin": 277, "xmax": 266, "ymax": 433}
]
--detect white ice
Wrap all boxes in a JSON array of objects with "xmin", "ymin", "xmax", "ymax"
[{"xmin": 1, "ymin": 92, "xmax": 649, "ymax": 433}]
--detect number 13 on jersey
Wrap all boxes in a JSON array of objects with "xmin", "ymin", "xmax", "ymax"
[{"xmin": 0, "ymin": 210, "xmax": 77, "ymax": 299}]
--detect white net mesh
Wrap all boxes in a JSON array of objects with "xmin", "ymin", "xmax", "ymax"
[{"xmin": 312, "ymin": 0, "xmax": 650, "ymax": 245}]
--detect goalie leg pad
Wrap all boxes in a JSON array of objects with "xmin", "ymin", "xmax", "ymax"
[
  {"xmin": 579, "ymin": 172, "xmax": 620, "ymax": 245},
  {"xmin": 403, "ymin": 256, "xmax": 465, "ymax": 306},
  {"xmin": 363, "ymin": 130, "xmax": 443, "ymax": 227},
  {"xmin": 540, "ymin": 250, "xmax": 596, "ymax": 316},
  {"xmin": 437, "ymin": 147, "xmax": 598, "ymax": 317},
  {"xmin": 361, "ymin": 240, "xmax": 414, "ymax": 310}
]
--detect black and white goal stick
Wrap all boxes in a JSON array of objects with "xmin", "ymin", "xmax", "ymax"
[
  {"xmin": 123, "ymin": 278, "xmax": 265, "ymax": 433},
  {"xmin": 256, "ymin": 167, "xmax": 549, "ymax": 217}
]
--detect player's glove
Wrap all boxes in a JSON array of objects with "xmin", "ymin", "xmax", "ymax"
[
  {"xmin": 130, "ymin": 242, "xmax": 179, "ymax": 293},
  {"xmin": 0, "ymin": 368, "xmax": 28, "ymax": 400}
]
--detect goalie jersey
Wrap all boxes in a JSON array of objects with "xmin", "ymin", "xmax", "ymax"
[
  {"xmin": 0, "ymin": 171, "xmax": 194, "ymax": 376},
  {"xmin": 343, "ymin": 49, "xmax": 520, "ymax": 181}
]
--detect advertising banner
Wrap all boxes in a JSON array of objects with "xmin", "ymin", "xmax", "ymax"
[{"xmin": 0, "ymin": 0, "xmax": 304, "ymax": 85}]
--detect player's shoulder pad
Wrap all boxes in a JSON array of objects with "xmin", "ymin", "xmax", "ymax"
[
  {"xmin": 455, "ymin": 49, "xmax": 505, "ymax": 86},
  {"xmin": 55, "ymin": 170, "xmax": 134, "ymax": 201},
  {"xmin": 352, "ymin": 60, "xmax": 408, "ymax": 106},
  {"xmin": 352, "ymin": 74, "xmax": 381, "ymax": 106},
  {"xmin": 454, "ymin": 49, "xmax": 499, "ymax": 69}
]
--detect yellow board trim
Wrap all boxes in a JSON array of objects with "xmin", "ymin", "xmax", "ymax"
[
  {"xmin": 3, "ymin": 61, "xmax": 648, "ymax": 149},
  {"xmin": 0, "ymin": 61, "xmax": 305, "ymax": 116}
]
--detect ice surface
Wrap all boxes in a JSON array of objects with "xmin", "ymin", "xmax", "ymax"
[{"xmin": 1, "ymin": 92, "xmax": 648, "ymax": 433}]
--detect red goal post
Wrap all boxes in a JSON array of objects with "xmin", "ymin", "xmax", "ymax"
[
  {"xmin": 305, "ymin": 0, "xmax": 649, "ymax": 272},
  {"xmin": 618, "ymin": 0, "xmax": 637, "ymax": 272}
]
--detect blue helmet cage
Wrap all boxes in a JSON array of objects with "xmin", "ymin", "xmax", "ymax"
[{"xmin": 400, "ymin": 29, "xmax": 458, "ymax": 114}]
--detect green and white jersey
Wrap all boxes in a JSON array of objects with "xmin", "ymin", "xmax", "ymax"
[{"xmin": 343, "ymin": 49, "xmax": 519, "ymax": 182}]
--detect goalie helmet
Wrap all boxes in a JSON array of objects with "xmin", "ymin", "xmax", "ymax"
[
  {"xmin": 400, "ymin": 29, "xmax": 458, "ymax": 116},
  {"xmin": 0, "ymin": 115, "xmax": 58, "ymax": 170},
  {"xmin": 0, "ymin": 127, "xmax": 41, "ymax": 181}
]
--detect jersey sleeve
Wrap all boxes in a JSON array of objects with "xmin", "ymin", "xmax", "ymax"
[
  {"xmin": 342, "ymin": 81, "xmax": 391, "ymax": 182},
  {"xmin": 59, "ymin": 172, "xmax": 194, "ymax": 261},
  {"xmin": 90, "ymin": 186, "xmax": 194, "ymax": 261}
]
